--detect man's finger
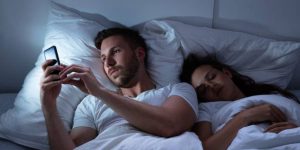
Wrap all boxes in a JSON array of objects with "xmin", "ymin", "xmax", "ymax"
[
  {"xmin": 42, "ymin": 59, "xmax": 57, "ymax": 71},
  {"xmin": 43, "ymin": 75, "xmax": 61, "ymax": 83},
  {"xmin": 45, "ymin": 66, "xmax": 63, "ymax": 77},
  {"xmin": 41, "ymin": 80, "xmax": 61, "ymax": 90},
  {"xmin": 59, "ymin": 65, "xmax": 87, "ymax": 79}
]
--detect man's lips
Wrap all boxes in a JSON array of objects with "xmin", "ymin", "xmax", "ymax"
[{"xmin": 108, "ymin": 68, "xmax": 118, "ymax": 76}]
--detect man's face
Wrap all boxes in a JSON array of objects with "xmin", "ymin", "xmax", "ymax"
[{"xmin": 100, "ymin": 35, "xmax": 140, "ymax": 88}]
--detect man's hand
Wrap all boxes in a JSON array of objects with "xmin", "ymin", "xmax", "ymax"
[
  {"xmin": 265, "ymin": 122, "xmax": 298, "ymax": 133},
  {"xmin": 237, "ymin": 104, "xmax": 287, "ymax": 125},
  {"xmin": 40, "ymin": 60, "xmax": 64, "ymax": 108},
  {"xmin": 59, "ymin": 64, "xmax": 103, "ymax": 96}
]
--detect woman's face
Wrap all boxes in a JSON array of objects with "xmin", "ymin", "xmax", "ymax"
[{"xmin": 191, "ymin": 65, "xmax": 244, "ymax": 102}]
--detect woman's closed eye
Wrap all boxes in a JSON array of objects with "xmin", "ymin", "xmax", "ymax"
[{"xmin": 206, "ymin": 72, "xmax": 216, "ymax": 81}]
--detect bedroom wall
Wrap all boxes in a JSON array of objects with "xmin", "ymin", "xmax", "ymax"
[
  {"xmin": 0, "ymin": 0, "xmax": 213, "ymax": 93},
  {"xmin": 0, "ymin": 0, "xmax": 49, "ymax": 93},
  {"xmin": 213, "ymin": 0, "xmax": 300, "ymax": 89}
]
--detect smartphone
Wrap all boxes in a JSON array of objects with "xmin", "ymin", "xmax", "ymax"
[{"xmin": 44, "ymin": 46, "xmax": 60, "ymax": 74}]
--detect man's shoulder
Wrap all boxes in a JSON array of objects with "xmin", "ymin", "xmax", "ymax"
[
  {"xmin": 155, "ymin": 82, "xmax": 194, "ymax": 92},
  {"xmin": 168, "ymin": 82, "xmax": 194, "ymax": 89}
]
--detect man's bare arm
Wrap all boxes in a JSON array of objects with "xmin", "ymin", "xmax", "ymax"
[
  {"xmin": 41, "ymin": 61, "xmax": 97, "ymax": 150},
  {"xmin": 71, "ymin": 127, "xmax": 97, "ymax": 146},
  {"xmin": 60, "ymin": 65, "xmax": 197, "ymax": 137},
  {"xmin": 42, "ymin": 104, "xmax": 76, "ymax": 150},
  {"xmin": 95, "ymin": 90, "xmax": 196, "ymax": 137}
]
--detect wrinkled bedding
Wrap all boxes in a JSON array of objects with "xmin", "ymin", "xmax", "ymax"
[
  {"xmin": 211, "ymin": 95, "xmax": 300, "ymax": 149},
  {"xmin": 75, "ymin": 122, "xmax": 202, "ymax": 150}
]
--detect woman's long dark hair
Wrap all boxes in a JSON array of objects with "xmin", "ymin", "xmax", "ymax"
[{"xmin": 180, "ymin": 54, "xmax": 299, "ymax": 102}]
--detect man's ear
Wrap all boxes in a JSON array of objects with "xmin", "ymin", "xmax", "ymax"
[
  {"xmin": 222, "ymin": 68, "xmax": 233, "ymax": 78},
  {"xmin": 135, "ymin": 47, "xmax": 146, "ymax": 62}
]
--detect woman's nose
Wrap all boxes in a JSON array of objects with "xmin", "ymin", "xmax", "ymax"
[{"xmin": 205, "ymin": 81, "xmax": 215, "ymax": 88}]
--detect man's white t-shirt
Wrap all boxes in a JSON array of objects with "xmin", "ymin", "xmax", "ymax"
[{"xmin": 73, "ymin": 82, "xmax": 198, "ymax": 132}]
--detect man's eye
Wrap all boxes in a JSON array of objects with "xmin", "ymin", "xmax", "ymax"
[
  {"xmin": 112, "ymin": 49, "xmax": 121, "ymax": 55},
  {"xmin": 101, "ymin": 57, "xmax": 106, "ymax": 63}
]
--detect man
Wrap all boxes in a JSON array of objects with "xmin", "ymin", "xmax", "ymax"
[{"xmin": 40, "ymin": 28, "xmax": 198, "ymax": 150}]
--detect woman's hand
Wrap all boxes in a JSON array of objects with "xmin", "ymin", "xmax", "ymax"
[
  {"xmin": 59, "ymin": 64, "xmax": 103, "ymax": 96},
  {"xmin": 40, "ymin": 60, "xmax": 64, "ymax": 108},
  {"xmin": 237, "ymin": 104, "xmax": 287, "ymax": 125},
  {"xmin": 265, "ymin": 122, "xmax": 298, "ymax": 133}
]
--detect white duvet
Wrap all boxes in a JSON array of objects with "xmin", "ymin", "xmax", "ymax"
[
  {"xmin": 75, "ymin": 122, "xmax": 202, "ymax": 150},
  {"xmin": 75, "ymin": 94, "xmax": 300, "ymax": 150},
  {"xmin": 210, "ymin": 94, "xmax": 300, "ymax": 150}
]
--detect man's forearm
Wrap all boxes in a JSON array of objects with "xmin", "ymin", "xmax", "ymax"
[
  {"xmin": 42, "ymin": 104, "xmax": 75, "ymax": 150},
  {"xmin": 94, "ymin": 88, "xmax": 196, "ymax": 137}
]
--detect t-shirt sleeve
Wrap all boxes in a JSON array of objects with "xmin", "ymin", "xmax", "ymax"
[
  {"xmin": 197, "ymin": 103, "xmax": 212, "ymax": 122},
  {"xmin": 169, "ymin": 82, "xmax": 199, "ymax": 118},
  {"xmin": 73, "ymin": 96, "xmax": 97, "ymax": 129}
]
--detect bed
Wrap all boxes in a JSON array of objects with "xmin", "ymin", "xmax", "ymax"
[{"xmin": 1, "ymin": 0, "xmax": 300, "ymax": 149}]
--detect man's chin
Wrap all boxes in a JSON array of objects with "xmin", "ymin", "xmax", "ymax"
[
  {"xmin": 111, "ymin": 79, "xmax": 133, "ymax": 88},
  {"xmin": 110, "ymin": 77, "xmax": 124, "ymax": 87}
]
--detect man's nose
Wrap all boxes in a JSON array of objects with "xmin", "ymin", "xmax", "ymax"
[{"xmin": 105, "ymin": 57, "xmax": 116, "ymax": 67}]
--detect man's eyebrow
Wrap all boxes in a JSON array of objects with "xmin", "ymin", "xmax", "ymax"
[{"xmin": 101, "ymin": 46, "xmax": 118, "ymax": 56}]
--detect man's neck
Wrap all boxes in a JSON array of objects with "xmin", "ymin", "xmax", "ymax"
[{"xmin": 120, "ymin": 74, "xmax": 155, "ymax": 98}]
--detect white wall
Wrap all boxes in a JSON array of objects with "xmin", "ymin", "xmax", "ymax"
[
  {"xmin": 0, "ymin": 0, "xmax": 213, "ymax": 92},
  {"xmin": 54, "ymin": 0, "xmax": 213, "ymax": 27},
  {"xmin": 0, "ymin": 0, "xmax": 49, "ymax": 92},
  {"xmin": 214, "ymin": 0, "xmax": 300, "ymax": 41}
]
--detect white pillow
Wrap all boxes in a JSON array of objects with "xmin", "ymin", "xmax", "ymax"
[
  {"xmin": 137, "ymin": 20, "xmax": 182, "ymax": 87},
  {"xmin": 162, "ymin": 20, "xmax": 300, "ymax": 88},
  {"xmin": 0, "ymin": 2, "xmax": 119, "ymax": 149}
]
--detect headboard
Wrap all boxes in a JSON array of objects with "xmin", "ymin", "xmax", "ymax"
[{"xmin": 0, "ymin": 0, "xmax": 300, "ymax": 92}]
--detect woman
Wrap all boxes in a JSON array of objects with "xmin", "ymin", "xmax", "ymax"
[{"xmin": 180, "ymin": 54, "xmax": 299, "ymax": 150}]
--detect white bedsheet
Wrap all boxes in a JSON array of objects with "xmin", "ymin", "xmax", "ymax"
[
  {"xmin": 211, "ymin": 95, "xmax": 300, "ymax": 149},
  {"xmin": 75, "ymin": 122, "xmax": 202, "ymax": 150}
]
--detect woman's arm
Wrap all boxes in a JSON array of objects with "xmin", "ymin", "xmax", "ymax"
[
  {"xmin": 194, "ymin": 103, "xmax": 287, "ymax": 150},
  {"xmin": 265, "ymin": 122, "xmax": 298, "ymax": 133},
  {"xmin": 194, "ymin": 116, "xmax": 248, "ymax": 150}
]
